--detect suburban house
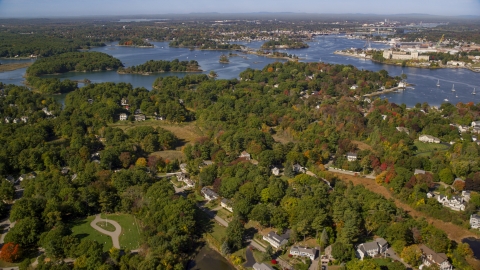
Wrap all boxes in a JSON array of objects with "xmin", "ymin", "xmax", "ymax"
[
  {"xmin": 462, "ymin": 190, "xmax": 471, "ymax": 202},
  {"xmin": 42, "ymin": 107, "xmax": 53, "ymax": 116},
  {"xmin": 177, "ymin": 173, "xmax": 195, "ymax": 188},
  {"xmin": 419, "ymin": 134, "xmax": 441, "ymax": 143},
  {"xmin": 350, "ymin": 85, "xmax": 358, "ymax": 90},
  {"xmin": 396, "ymin": 127, "xmax": 410, "ymax": 134},
  {"xmin": 263, "ymin": 231, "xmax": 289, "ymax": 249},
  {"xmin": 346, "ymin": 152, "xmax": 358, "ymax": 162},
  {"xmin": 253, "ymin": 263, "xmax": 274, "ymax": 270},
  {"xmin": 470, "ymin": 214, "xmax": 480, "ymax": 229},
  {"xmin": 87, "ymin": 98, "xmax": 93, "ymax": 104},
  {"xmin": 356, "ymin": 238, "xmax": 388, "ymax": 260},
  {"xmin": 436, "ymin": 195, "xmax": 466, "ymax": 211},
  {"xmin": 221, "ymin": 198, "xmax": 233, "ymax": 212},
  {"xmin": 20, "ymin": 116, "xmax": 28, "ymax": 123},
  {"xmin": 419, "ymin": 244, "xmax": 452, "ymax": 270},
  {"xmin": 199, "ymin": 160, "xmax": 214, "ymax": 168},
  {"xmin": 292, "ymin": 164, "xmax": 306, "ymax": 174},
  {"xmin": 322, "ymin": 245, "xmax": 335, "ymax": 264},
  {"xmin": 271, "ymin": 167, "xmax": 280, "ymax": 176},
  {"xmin": 134, "ymin": 114, "xmax": 146, "ymax": 121},
  {"xmin": 201, "ymin": 187, "xmax": 219, "ymax": 201},
  {"xmin": 414, "ymin": 169, "xmax": 426, "ymax": 175},
  {"xmin": 119, "ymin": 113, "xmax": 128, "ymax": 121},
  {"xmin": 239, "ymin": 151, "xmax": 251, "ymax": 160},
  {"xmin": 121, "ymin": 98, "xmax": 129, "ymax": 106},
  {"xmin": 289, "ymin": 246, "xmax": 317, "ymax": 260}
]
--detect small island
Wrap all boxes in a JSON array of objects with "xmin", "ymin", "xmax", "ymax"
[
  {"xmin": 248, "ymin": 50, "xmax": 299, "ymax": 60},
  {"xmin": 261, "ymin": 38, "xmax": 309, "ymax": 49},
  {"xmin": 26, "ymin": 51, "xmax": 123, "ymax": 76},
  {"xmin": 118, "ymin": 38, "xmax": 154, "ymax": 47},
  {"xmin": 118, "ymin": 59, "xmax": 202, "ymax": 74},
  {"xmin": 219, "ymin": 54, "xmax": 229, "ymax": 63},
  {"xmin": 169, "ymin": 38, "xmax": 244, "ymax": 50}
]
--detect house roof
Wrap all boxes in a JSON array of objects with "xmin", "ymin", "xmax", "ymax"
[
  {"xmin": 266, "ymin": 231, "xmax": 287, "ymax": 245},
  {"xmin": 201, "ymin": 187, "xmax": 219, "ymax": 198},
  {"xmin": 419, "ymin": 244, "xmax": 448, "ymax": 264},
  {"xmin": 375, "ymin": 238, "xmax": 387, "ymax": 246},
  {"xmin": 253, "ymin": 263, "xmax": 274, "ymax": 270},
  {"xmin": 414, "ymin": 169, "xmax": 426, "ymax": 175},
  {"xmin": 291, "ymin": 246, "xmax": 316, "ymax": 256},
  {"xmin": 362, "ymin": 241, "xmax": 379, "ymax": 251}
]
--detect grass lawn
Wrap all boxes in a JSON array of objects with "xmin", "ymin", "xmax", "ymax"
[
  {"xmin": 70, "ymin": 216, "xmax": 113, "ymax": 251},
  {"xmin": 216, "ymin": 208, "xmax": 233, "ymax": 223},
  {"xmin": 100, "ymin": 213, "xmax": 141, "ymax": 250},
  {"xmin": 414, "ymin": 140, "xmax": 449, "ymax": 156},
  {"xmin": 208, "ymin": 222, "xmax": 227, "ymax": 244},
  {"xmin": 151, "ymin": 150, "xmax": 185, "ymax": 161},
  {"xmin": 96, "ymin": 221, "xmax": 116, "ymax": 232}
]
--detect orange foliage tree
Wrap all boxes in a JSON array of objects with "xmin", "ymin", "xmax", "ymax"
[{"xmin": 0, "ymin": 242, "xmax": 21, "ymax": 262}]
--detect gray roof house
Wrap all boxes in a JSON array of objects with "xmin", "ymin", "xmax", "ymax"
[
  {"xmin": 201, "ymin": 187, "xmax": 219, "ymax": 201},
  {"xmin": 356, "ymin": 238, "xmax": 388, "ymax": 260},
  {"xmin": 419, "ymin": 244, "xmax": 452, "ymax": 270},
  {"xmin": 253, "ymin": 263, "xmax": 274, "ymax": 270},
  {"xmin": 414, "ymin": 169, "xmax": 426, "ymax": 175},
  {"xmin": 289, "ymin": 246, "xmax": 317, "ymax": 260},
  {"xmin": 263, "ymin": 231, "xmax": 289, "ymax": 249},
  {"xmin": 221, "ymin": 198, "xmax": 233, "ymax": 212}
]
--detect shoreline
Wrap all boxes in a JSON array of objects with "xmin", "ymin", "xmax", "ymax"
[
  {"xmin": 334, "ymin": 50, "xmax": 480, "ymax": 73},
  {"xmin": 245, "ymin": 51, "xmax": 300, "ymax": 61},
  {"xmin": 117, "ymin": 69, "xmax": 203, "ymax": 75},
  {"xmin": 363, "ymin": 85, "xmax": 413, "ymax": 97}
]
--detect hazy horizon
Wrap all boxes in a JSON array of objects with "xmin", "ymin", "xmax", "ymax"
[{"xmin": 1, "ymin": 0, "xmax": 479, "ymax": 18}]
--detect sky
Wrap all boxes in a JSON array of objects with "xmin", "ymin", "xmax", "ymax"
[{"xmin": 0, "ymin": 0, "xmax": 479, "ymax": 18}]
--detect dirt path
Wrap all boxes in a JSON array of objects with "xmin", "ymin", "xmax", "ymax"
[
  {"xmin": 90, "ymin": 214, "xmax": 122, "ymax": 249},
  {"xmin": 333, "ymin": 172, "xmax": 478, "ymax": 243}
]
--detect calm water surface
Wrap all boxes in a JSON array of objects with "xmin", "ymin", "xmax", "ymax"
[
  {"xmin": 187, "ymin": 245, "xmax": 235, "ymax": 270},
  {"xmin": 1, "ymin": 37, "xmax": 479, "ymax": 107}
]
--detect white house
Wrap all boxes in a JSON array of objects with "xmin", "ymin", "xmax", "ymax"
[
  {"xmin": 346, "ymin": 152, "xmax": 357, "ymax": 162},
  {"xmin": 239, "ymin": 151, "xmax": 251, "ymax": 160},
  {"xmin": 134, "ymin": 114, "xmax": 146, "ymax": 121},
  {"xmin": 472, "ymin": 121, "xmax": 480, "ymax": 127},
  {"xmin": 271, "ymin": 167, "xmax": 280, "ymax": 176},
  {"xmin": 263, "ymin": 231, "xmax": 289, "ymax": 249},
  {"xmin": 356, "ymin": 238, "xmax": 388, "ymax": 260},
  {"xmin": 350, "ymin": 85, "xmax": 358, "ymax": 90},
  {"xmin": 253, "ymin": 263, "xmax": 274, "ymax": 270},
  {"xmin": 221, "ymin": 198, "xmax": 233, "ymax": 212},
  {"xmin": 119, "ymin": 113, "xmax": 128, "ymax": 121},
  {"xmin": 419, "ymin": 135, "xmax": 441, "ymax": 143},
  {"xmin": 396, "ymin": 127, "xmax": 410, "ymax": 134},
  {"xmin": 177, "ymin": 173, "xmax": 195, "ymax": 188},
  {"xmin": 121, "ymin": 98, "xmax": 129, "ymax": 106},
  {"xmin": 20, "ymin": 116, "xmax": 28, "ymax": 123},
  {"xmin": 436, "ymin": 195, "xmax": 466, "ymax": 211},
  {"xmin": 419, "ymin": 244, "xmax": 452, "ymax": 270},
  {"xmin": 201, "ymin": 187, "xmax": 219, "ymax": 201},
  {"xmin": 180, "ymin": 163, "xmax": 188, "ymax": 173},
  {"xmin": 414, "ymin": 169, "xmax": 426, "ymax": 175},
  {"xmin": 289, "ymin": 246, "xmax": 317, "ymax": 260},
  {"xmin": 470, "ymin": 214, "xmax": 480, "ymax": 229},
  {"xmin": 292, "ymin": 164, "xmax": 306, "ymax": 174}
]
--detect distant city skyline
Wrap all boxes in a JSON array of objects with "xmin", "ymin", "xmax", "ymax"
[{"xmin": 0, "ymin": 0, "xmax": 479, "ymax": 18}]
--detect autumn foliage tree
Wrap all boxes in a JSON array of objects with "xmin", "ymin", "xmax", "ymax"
[{"xmin": 0, "ymin": 242, "xmax": 21, "ymax": 262}]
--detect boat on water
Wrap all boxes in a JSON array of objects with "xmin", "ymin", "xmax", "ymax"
[
  {"xmin": 436, "ymin": 79, "xmax": 440, "ymax": 87},
  {"xmin": 473, "ymin": 88, "xmax": 476, "ymax": 95},
  {"xmin": 451, "ymin": 84, "xmax": 455, "ymax": 92}
]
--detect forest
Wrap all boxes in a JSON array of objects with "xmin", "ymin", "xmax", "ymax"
[
  {"xmin": 118, "ymin": 38, "xmax": 153, "ymax": 47},
  {"xmin": 26, "ymin": 52, "xmax": 124, "ymax": 76},
  {"xmin": 1, "ymin": 58, "xmax": 480, "ymax": 270},
  {"xmin": 117, "ymin": 59, "xmax": 202, "ymax": 74}
]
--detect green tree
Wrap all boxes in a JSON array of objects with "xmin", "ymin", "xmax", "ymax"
[
  {"xmin": 439, "ymin": 168, "xmax": 454, "ymax": 185},
  {"xmin": 226, "ymin": 218, "xmax": 244, "ymax": 251}
]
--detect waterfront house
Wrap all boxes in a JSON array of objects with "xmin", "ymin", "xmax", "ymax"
[
  {"xmin": 201, "ymin": 187, "xmax": 219, "ymax": 201},
  {"xmin": 221, "ymin": 198, "xmax": 233, "ymax": 212},
  {"xmin": 289, "ymin": 246, "xmax": 317, "ymax": 260},
  {"xmin": 263, "ymin": 231, "xmax": 289, "ymax": 249},
  {"xmin": 419, "ymin": 244, "xmax": 452, "ymax": 270},
  {"xmin": 470, "ymin": 214, "xmax": 480, "ymax": 229},
  {"xmin": 119, "ymin": 113, "xmax": 128, "ymax": 121},
  {"xmin": 253, "ymin": 263, "xmax": 274, "ymax": 270},
  {"xmin": 419, "ymin": 134, "xmax": 441, "ymax": 143},
  {"xmin": 356, "ymin": 238, "xmax": 388, "ymax": 260}
]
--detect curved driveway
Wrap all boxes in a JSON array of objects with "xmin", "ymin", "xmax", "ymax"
[{"xmin": 90, "ymin": 214, "xmax": 121, "ymax": 249}]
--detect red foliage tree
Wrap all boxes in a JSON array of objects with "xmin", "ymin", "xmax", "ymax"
[
  {"xmin": 271, "ymin": 259, "xmax": 277, "ymax": 264},
  {"xmin": 0, "ymin": 242, "xmax": 21, "ymax": 262}
]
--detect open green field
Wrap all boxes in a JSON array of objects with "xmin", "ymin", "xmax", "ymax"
[
  {"xmin": 109, "ymin": 120, "xmax": 203, "ymax": 150},
  {"xmin": 100, "ymin": 213, "xmax": 141, "ymax": 250},
  {"xmin": 414, "ymin": 140, "xmax": 449, "ymax": 156},
  {"xmin": 96, "ymin": 221, "xmax": 116, "ymax": 232},
  {"xmin": 70, "ymin": 216, "xmax": 113, "ymax": 251},
  {"xmin": 209, "ymin": 222, "xmax": 227, "ymax": 244}
]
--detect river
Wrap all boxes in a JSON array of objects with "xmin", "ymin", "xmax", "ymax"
[{"xmin": 1, "ymin": 36, "xmax": 479, "ymax": 107}]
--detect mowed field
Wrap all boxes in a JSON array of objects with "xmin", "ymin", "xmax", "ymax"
[{"xmin": 110, "ymin": 120, "xmax": 204, "ymax": 160}]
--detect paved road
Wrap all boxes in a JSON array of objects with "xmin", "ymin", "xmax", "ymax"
[
  {"xmin": 309, "ymin": 257, "xmax": 320, "ymax": 270},
  {"xmin": 243, "ymin": 247, "xmax": 256, "ymax": 268},
  {"xmin": 197, "ymin": 203, "xmax": 229, "ymax": 227},
  {"xmin": 386, "ymin": 247, "xmax": 412, "ymax": 269},
  {"xmin": 90, "ymin": 214, "xmax": 122, "ymax": 249}
]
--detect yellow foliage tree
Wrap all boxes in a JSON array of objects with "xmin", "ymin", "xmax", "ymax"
[{"xmin": 135, "ymin": 157, "xmax": 147, "ymax": 167}]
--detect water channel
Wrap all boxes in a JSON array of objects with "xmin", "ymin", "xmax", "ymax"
[{"xmin": 1, "ymin": 36, "xmax": 479, "ymax": 108}]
